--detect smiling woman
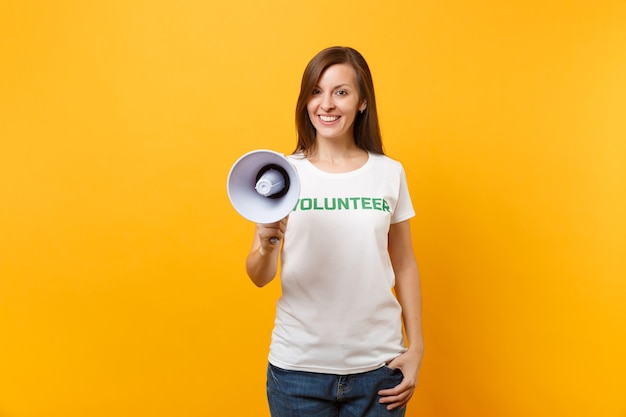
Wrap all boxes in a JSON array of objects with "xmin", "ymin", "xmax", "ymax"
[{"xmin": 245, "ymin": 46, "xmax": 424, "ymax": 417}]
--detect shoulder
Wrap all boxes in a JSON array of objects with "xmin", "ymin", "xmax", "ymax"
[
  {"xmin": 370, "ymin": 153, "xmax": 406, "ymax": 172},
  {"xmin": 286, "ymin": 152, "xmax": 306, "ymax": 163}
]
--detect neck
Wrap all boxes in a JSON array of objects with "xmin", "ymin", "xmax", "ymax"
[
  {"xmin": 306, "ymin": 140, "xmax": 368, "ymax": 173},
  {"xmin": 310, "ymin": 135, "xmax": 361, "ymax": 158}
]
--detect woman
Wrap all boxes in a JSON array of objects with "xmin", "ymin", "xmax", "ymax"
[{"xmin": 246, "ymin": 46, "xmax": 423, "ymax": 417}]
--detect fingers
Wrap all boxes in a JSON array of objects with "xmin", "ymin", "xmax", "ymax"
[
  {"xmin": 378, "ymin": 350, "xmax": 421, "ymax": 409},
  {"xmin": 378, "ymin": 384, "xmax": 413, "ymax": 410},
  {"xmin": 257, "ymin": 217, "xmax": 288, "ymax": 249},
  {"xmin": 378, "ymin": 378, "xmax": 415, "ymax": 410}
]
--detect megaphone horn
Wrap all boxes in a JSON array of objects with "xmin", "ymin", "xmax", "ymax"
[{"xmin": 227, "ymin": 150, "xmax": 301, "ymax": 225}]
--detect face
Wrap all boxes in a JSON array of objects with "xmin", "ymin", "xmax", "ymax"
[{"xmin": 307, "ymin": 63, "xmax": 367, "ymax": 143}]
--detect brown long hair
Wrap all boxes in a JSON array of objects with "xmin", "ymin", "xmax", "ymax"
[{"xmin": 294, "ymin": 46, "xmax": 384, "ymax": 156}]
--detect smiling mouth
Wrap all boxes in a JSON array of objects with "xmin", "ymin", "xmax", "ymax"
[{"xmin": 319, "ymin": 115, "xmax": 340, "ymax": 122}]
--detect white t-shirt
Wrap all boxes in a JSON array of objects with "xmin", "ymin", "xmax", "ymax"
[{"xmin": 268, "ymin": 152, "xmax": 416, "ymax": 375}]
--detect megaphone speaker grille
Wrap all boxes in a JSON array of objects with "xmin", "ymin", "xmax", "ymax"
[{"xmin": 255, "ymin": 164, "xmax": 290, "ymax": 199}]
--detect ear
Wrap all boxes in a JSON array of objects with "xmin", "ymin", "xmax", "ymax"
[{"xmin": 359, "ymin": 100, "xmax": 367, "ymax": 113}]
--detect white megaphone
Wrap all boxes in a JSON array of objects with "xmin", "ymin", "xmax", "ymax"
[{"xmin": 227, "ymin": 150, "xmax": 301, "ymax": 225}]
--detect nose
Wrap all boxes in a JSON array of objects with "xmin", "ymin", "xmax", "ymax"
[{"xmin": 320, "ymin": 93, "xmax": 335, "ymax": 111}]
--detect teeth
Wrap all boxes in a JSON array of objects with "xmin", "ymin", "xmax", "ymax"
[{"xmin": 320, "ymin": 115, "xmax": 339, "ymax": 122}]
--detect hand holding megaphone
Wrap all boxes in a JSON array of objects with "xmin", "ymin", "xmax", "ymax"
[
  {"xmin": 256, "ymin": 217, "xmax": 288, "ymax": 249},
  {"xmin": 227, "ymin": 150, "xmax": 301, "ymax": 244}
]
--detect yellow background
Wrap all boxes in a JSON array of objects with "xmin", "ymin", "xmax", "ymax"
[{"xmin": 1, "ymin": 0, "xmax": 625, "ymax": 416}]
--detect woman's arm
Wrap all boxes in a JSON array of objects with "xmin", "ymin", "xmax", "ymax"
[
  {"xmin": 378, "ymin": 219, "xmax": 424, "ymax": 410},
  {"xmin": 245, "ymin": 217, "xmax": 288, "ymax": 287}
]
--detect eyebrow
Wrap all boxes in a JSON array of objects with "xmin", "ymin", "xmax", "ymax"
[{"xmin": 314, "ymin": 84, "xmax": 352, "ymax": 90}]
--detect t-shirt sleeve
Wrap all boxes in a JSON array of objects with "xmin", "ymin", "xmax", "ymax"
[{"xmin": 391, "ymin": 165, "xmax": 415, "ymax": 224}]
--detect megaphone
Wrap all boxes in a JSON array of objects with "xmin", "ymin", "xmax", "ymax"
[{"xmin": 227, "ymin": 150, "xmax": 301, "ymax": 224}]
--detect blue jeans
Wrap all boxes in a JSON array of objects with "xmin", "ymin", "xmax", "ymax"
[{"xmin": 266, "ymin": 363, "xmax": 406, "ymax": 417}]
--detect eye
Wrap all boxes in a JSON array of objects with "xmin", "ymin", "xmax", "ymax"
[
  {"xmin": 312, "ymin": 88, "xmax": 322, "ymax": 95},
  {"xmin": 336, "ymin": 90, "xmax": 348, "ymax": 96}
]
